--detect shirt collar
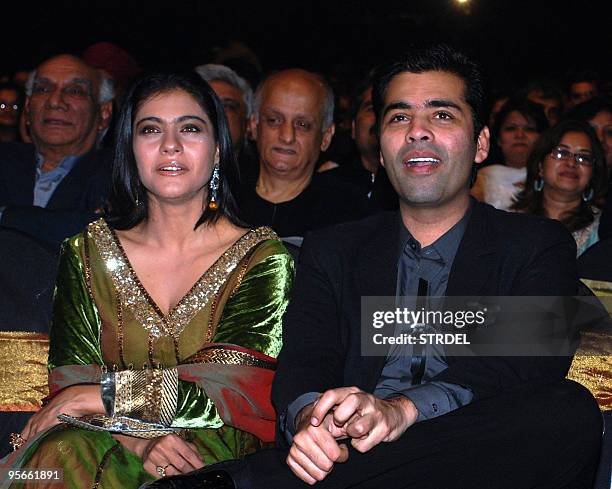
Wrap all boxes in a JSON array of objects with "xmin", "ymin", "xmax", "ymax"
[
  {"xmin": 35, "ymin": 153, "xmax": 81, "ymax": 174},
  {"xmin": 397, "ymin": 201, "xmax": 473, "ymax": 264}
]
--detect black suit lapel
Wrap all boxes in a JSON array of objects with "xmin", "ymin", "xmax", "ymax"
[
  {"xmin": 0, "ymin": 147, "xmax": 36, "ymax": 206},
  {"xmin": 46, "ymin": 154, "xmax": 89, "ymax": 209},
  {"xmin": 447, "ymin": 201, "xmax": 497, "ymax": 296},
  {"xmin": 352, "ymin": 212, "xmax": 399, "ymax": 391}
]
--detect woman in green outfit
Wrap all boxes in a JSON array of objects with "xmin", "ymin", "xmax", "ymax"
[{"xmin": 2, "ymin": 72, "xmax": 293, "ymax": 488}]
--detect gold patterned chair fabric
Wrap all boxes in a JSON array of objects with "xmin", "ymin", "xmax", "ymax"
[
  {"xmin": 0, "ymin": 332, "xmax": 49, "ymax": 412},
  {"xmin": 566, "ymin": 279, "xmax": 612, "ymax": 411},
  {"xmin": 0, "ymin": 283, "xmax": 610, "ymax": 413}
]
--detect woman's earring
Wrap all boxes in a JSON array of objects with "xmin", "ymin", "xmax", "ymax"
[
  {"xmin": 533, "ymin": 177, "xmax": 544, "ymax": 192},
  {"xmin": 582, "ymin": 187, "xmax": 594, "ymax": 203},
  {"xmin": 208, "ymin": 164, "xmax": 220, "ymax": 210},
  {"xmin": 134, "ymin": 188, "xmax": 141, "ymax": 207}
]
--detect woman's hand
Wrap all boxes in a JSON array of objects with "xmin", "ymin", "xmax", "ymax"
[
  {"xmin": 118, "ymin": 434, "xmax": 204, "ymax": 478},
  {"xmin": 20, "ymin": 384, "xmax": 104, "ymax": 441}
]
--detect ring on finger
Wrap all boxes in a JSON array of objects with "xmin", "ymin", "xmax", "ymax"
[{"xmin": 156, "ymin": 464, "xmax": 169, "ymax": 478}]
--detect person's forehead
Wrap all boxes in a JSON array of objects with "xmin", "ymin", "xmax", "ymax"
[
  {"xmin": 261, "ymin": 74, "xmax": 324, "ymax": 118},
  {"xmin": 36, "ymin": 56, "xmax": 97, "ymax": 85},
  {"xmin": 384, "ymin": 71, "xmax": 467, "ymax": 105},
  {"xmin": 209, "ymin": 80, "xmax": 243, "ymax": 100},
  {"xmin": 0, "ymin": 89, "xmax": 18, "ymax": 101},
  {"xmin": 137, "ymin": 89, "xmax": 207, "ymax": 118}
]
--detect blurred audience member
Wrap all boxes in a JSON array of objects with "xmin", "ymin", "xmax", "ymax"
[
  {"xmin": 524, "ymin": 79, "xmax": 564, "ymax": 126},
  {"xmin": 82, "ymin": 41, "xmax": 141, "ymax": 103},
  {"xmin": 0, "ymin": 54, "xmax": 114, "ymax": 250},
  {"xmin": 486, "ymin": 90, "xmax": 510, "ymax": 128},
  {"xmin": 565, "ymin": 70, "xmax": 600, "ymax": 110},
  {"xmin": 326, "ymin": 75, "xmax": 397, "ymax": 210},
  {"xmin": 195, "ymin": 63, "xmax": 252, "ymax": 154},
  {"xmin": 566, "ymin": 97, "xmax": 612, "ymax": 169},
  {"xmin": 472, "ymin": 98, "xmax": 548, "ymax": 210},
  {"xmin": 512, "ymin": 119, "xmax": 607, "ymax": 255},
  {"xmin": 0, "ymin": 82, "xmax": 24, "ymax": 143},
  {"xmin": 236, "ymin": 68, "xmax": 368, "ymax": 239}
]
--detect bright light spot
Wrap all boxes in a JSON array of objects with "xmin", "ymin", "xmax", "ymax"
[{"xmin": 456, "ymin": 0, "xmax": 469, "ymax": 3}]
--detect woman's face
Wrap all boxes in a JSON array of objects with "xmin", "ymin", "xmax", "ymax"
[
  {"xmin": 541, "ymin": 131, "xmax": 593, "ymax": 200},
  {"xmin": 132, "ymin": 89, "xmax": 218, "ymax": 204},
  {"xmin": 498, "ymin": 111, "xmax": 540, "ymax": 168}
]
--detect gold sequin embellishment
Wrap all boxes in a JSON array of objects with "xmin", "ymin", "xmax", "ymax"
[{"xmin": 87, "ymin": 219, "xmax": 278, "ymax": 339}]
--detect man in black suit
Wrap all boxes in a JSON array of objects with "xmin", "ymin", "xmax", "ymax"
[
  {"xmin": 0, "ymin": 54, "xmax": 114, "ymax": 250},
  {"xmin": 146, "ymin": 45, "xmax": 602, "ymax": 489}
]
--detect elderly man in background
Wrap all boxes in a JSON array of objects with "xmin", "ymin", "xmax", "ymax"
[
  {"xmin": 0, "ymin": 54, "xmax": 114, "ymax": 250},
  {"xmin": 236, "ymin": 68, "xmax": 368, "ymax": 240},
  {"xmin": 195, "ymin": 63, "xmax": 259, "ymax": 185}
]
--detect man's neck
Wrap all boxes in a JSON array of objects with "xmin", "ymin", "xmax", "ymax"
[
  {"xmin": 399, "ymin": 195, "xmax": 470, "ymax": 247},
  {"xmin": 38, "ymin": 145, "xmax": 90, "ymax": 173},
  {"xmin": 256, "ymin": 164, "xmax": 314, "ymax": 204},
  {"xmin": 360, "ymin": 153, "xmax": 379, "ymax": 175}
]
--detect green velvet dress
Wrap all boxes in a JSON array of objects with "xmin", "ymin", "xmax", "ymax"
[{"xmin": 2, "ymin": 219, "xmax": 293, "ymax": 489}]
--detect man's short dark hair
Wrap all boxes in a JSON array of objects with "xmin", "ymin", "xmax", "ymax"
[{"xmin": 372, "ymin": 44, "xmax": 485, "ymax": 139}]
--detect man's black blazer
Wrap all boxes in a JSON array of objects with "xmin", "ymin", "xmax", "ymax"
[
  {"xmin": 0, "ymin": 142, "xmax": 112, "ymax": 249},
  {"xmin": 272, "ymin": 200, "xmax": 579, "ymax": 418}
]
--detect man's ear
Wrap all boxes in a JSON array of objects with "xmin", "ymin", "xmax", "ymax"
[
  {"xmin": 320, "ymin": 123, "xmax": 335, "ymax": 152},
  {"xmin": 98, "ymin": 101, "xmax": 113, "ymax": 132},
  {"xmin": 474, "ymin": 126, "xmax": 490, "ymax": 165},
  {"xmin": 379, "ymin": 149, "xmax": 385, "ymax": 168},
  {"xmin": 248, "ymin": 114, "xmax": 259, "ymax": 140}
]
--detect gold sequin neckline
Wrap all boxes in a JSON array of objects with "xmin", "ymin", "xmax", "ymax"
[{"xmin": 88, "ymin": 219, "xmax": 278, "ymax": 339}]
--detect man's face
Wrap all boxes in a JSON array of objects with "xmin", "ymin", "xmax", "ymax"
[
  {"xmin": 352, "ymin": 86, "xmax": 378, "ymax": 160},
  {"xmin": 209, "ymin": 80, "xmax": 248, "ymax": 154},
  {"xmin": 250, "ymin": 71, "xmax": 334, "ymax": 178},
  {"xmin": 25, "ymin": 55, "xmax": 110, "ymax": 156},
  {"xmin": 379, "ymin": 71, "xmax": 489, "ymax": 209},
  {"xmin": 0, "ymin": 88, "xmax": 20, "ymax": 127},
  {"xmin": 567, "ymin": 81, "xmax": 598, "ymax": 108}
]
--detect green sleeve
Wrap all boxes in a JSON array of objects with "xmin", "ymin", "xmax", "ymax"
[
  {"xmin": 48, "ymin": 235, "xmax": 103, "ymax": 370},
  {"xmin": 174, "ymin": 242, "xmax": 293, "ymax": 426}
]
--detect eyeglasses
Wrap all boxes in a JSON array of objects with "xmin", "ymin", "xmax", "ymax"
[
  {"xmin": 549, "ymin": 146, "xmax": 594, "ymax": 167},
  {"xmin": 0, "ymin": 102, "xmax": 19, "ymax": 112}
]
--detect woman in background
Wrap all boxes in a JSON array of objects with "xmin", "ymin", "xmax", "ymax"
[
  {"xmin": 512, "ymin": 119, "xmax": 607, "ymax": 255},
  {"xmin": 472, "ymin": 98, "xmax": 548, "ymax": 210}
]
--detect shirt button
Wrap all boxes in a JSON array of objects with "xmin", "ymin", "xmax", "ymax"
[
  {"xmin": 409, "ymin": 241, "xmax": 417, "ymax": 251},
  {"xmin": 432, "ymin": 403, "xmax": 438, "ymax": 412}
]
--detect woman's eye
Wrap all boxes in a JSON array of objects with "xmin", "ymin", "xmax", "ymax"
[
  {"xmin": 182, "ymin": 124, "xmax": 200, "ymax": 133},
  {"xmin": 139, "ymin": 126, "xmax": 159, "ymax": 134}
]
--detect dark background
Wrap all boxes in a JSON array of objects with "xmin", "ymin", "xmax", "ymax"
[{"xmin": 2, "ymin": 0, "xmax": 610, "ymax": 94}]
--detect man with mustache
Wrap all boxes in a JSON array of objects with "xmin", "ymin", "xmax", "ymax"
[
  {"xmin": 145, "ymin": 45, "xmax": 602, "ymax": 489},
  {"xmin": 0, "ymin": 54, "xmax": 114, "ymax": 250}
]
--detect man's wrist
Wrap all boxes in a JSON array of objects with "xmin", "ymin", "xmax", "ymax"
[{"xmin": 386, "ymin": 396, "xmax": 418, "ymax": 436}]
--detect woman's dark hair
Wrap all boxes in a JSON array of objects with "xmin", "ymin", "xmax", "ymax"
[
  {"xmin": 486, "ymin": 97, "xmax": 549, "ymax": 165},
  {"xmin": 512, "ymin": 119, "xmax": 607, "ymax": 232},
  {"xmin": 106, "ymin": 71, "xmax": 243, "ymax": 230}
]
